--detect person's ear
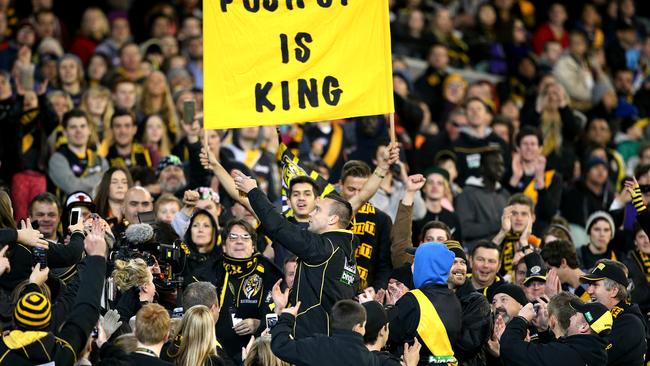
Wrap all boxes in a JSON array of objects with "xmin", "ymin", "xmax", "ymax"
[{"xmin": 560, "ymin": 258, "xmax": 568, "ymax": 269}]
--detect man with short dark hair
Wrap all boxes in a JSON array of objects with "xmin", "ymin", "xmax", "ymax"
[
  {"xmin": 541, "ymin": 240, "xmax": 590, "ymax": 302},
  {"xmin": 492, "ymin": 194, "xmax": 538, "ymax": 277},
  {"xmin": 101, "ymin": 109, "xmax": 152, "ymax": 169},
  {"xmin": 29, "ymin": 192, "xmax": 61, "ymax": 242},
  {"xmin": 580, "ymin": 259, "xmax": 647, "ymax": 366},
  {"xmin": 48, "ymin": 110, "xmax": 108, "ymax": 197},
  {"xmin": 469, "ymin": 240, "xmax": 502, "ymax": 294},
  {"xmin": 340, "ymin": 160, "xmax": 394, "ymax": 290},
  {"xmin": 233, "ymin": 171, "xmax": 359, "ymax": 339},
  {"xmin": 453, "ymin": 97, "xmax": 510, "ymax": 184},
  {"xmin": 508, "ymin": 126, "xmax": 563, "ymax": 233},
  {"xmin": 271, "ymin": 299, "xmax": 378, "ymax": 366},
  {"xmin": 500, "ymin": 293, "xmax": 610, "ymax": 366}
]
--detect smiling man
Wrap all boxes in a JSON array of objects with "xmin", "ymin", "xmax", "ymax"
[
  {"xmin": 157, "ymin": 155, "xmax": 187, "ymax": 197},
  {"xmin": 580, "ymin": 259, "xmax": 647, "ymax": 366},
  {"xmin": 272, "ymin": 176, "xmax": 319, "ymax": 267},
  {"xmin": 48, "ymin": 109, "xmax": 108, "ymax": 197},
  {"xmin": 468, "ymin": 240, "xmax": 502, "ymax": 294},
  {"xmin": 102, "ymin": 109, "xmax": 152, "ymax": 169},
  {"xmin": 233, "ymin": 170, "xmax": 359, "ymax": 339}
]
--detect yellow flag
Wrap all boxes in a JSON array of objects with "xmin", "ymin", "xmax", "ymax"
[{"xmin": 203, "ymin": 0, "xmax": 394, "ymax": 129}]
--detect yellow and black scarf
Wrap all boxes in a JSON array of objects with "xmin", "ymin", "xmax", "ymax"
[{"xmin": 632, "ymin": 250, "xmax": 650, "ymax": 282}]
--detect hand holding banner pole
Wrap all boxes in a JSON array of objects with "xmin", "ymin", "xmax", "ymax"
[{"xmin": 389, "ymin": 113, "xmax": 396, "ymax": 145}]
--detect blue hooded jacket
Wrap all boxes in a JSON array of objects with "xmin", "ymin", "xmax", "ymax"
[{"xmin": 413, "ymin": 243, "xmax": 455, "ymax": 289}]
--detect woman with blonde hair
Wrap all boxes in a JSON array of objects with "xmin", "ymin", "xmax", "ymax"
[
  {"xmin": 244, "ymin": 336, "xmax": 289, "ymax": 366},
  {"xmin": 111, "ymin": 258, "xmax": 157, "ymax": 330},
  {"xmin": 70, "ymin": 7, "xmax": 110, "ymax": 64},
  {"xmin": 171, "ymin": 305, "xmax": 224, "ymax": 366},
  {"xmin": 80, "ymin": 85, "xmax": 114, "ymax": 145},
  {"xmin": 138, "ymin": 71, "xmax": 179, "ymax": 142}
]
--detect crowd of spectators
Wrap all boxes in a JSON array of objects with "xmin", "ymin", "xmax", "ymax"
[{"xmin": 1, "ymin": 0, "xmax": 650, "ymax": 365}]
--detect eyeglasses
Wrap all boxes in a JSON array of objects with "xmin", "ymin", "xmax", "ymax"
[{"xmin": 228, "ymin": 233, "xmax": 251, "ymax": 240}]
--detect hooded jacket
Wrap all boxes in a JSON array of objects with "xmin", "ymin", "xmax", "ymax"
[
  {"xmin": 388, "ymin": 244, "xmax": 462, "ymax": 365},
  {"xmin": 248, "ymin": 188, "xmax": 359, "ymax": 339},
  {"xmin": 500, "ymin": 316, "xmax": 608, "ymax": 366}
]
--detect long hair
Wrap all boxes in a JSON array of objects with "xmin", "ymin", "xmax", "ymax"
[
  {"xmin": 244, "ymin": 336, "xmax": 290, "ymax": 366},
  {"xmin": 174, "ymin": 305, "xmax": 218, "ymax": 366},
  {"xmin": 138, "ymin": 71, "xmax": 179, "ymax": 142},
  {"xmin": 184, "ymin": 209, "xmax": 218, "ymax": 254},
  {"xmin": 0, "ymin": 191, "xmax": 15, "ymax": 229},
  {"xmin": 80, "ymin": 85, "xmax": 114, "ymax": 145},
  {"xmin": 94, "ymin": 167, "xmax": 134, "ymax": 219},
  {"xmin": 142, "ymin": 114, "xmax": 172, "ymax": 157}
]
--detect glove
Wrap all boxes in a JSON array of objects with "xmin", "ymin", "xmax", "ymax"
[{"xmin": 100, "ymin": 309, "xmax": 123, "ymax": 339}]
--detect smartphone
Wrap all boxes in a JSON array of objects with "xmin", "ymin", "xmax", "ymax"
[
  {"xmin": 69, "ymin": 207, "xmax": 81, "ymax": 226},
  {"xmin": 137, "ymin": 211, "xmax": 156, "ymax": 224},
  {"xmin": 91, "ymin": 326, "xmax": 99, "ymax": 338},
  {"xmin": 183, "ymin": 100, "xmax": 196, "ymax": 124},
  {"xmin": 265, "ymin": 313, "xmax": 278, "ymax": 329},
  {"xmin": 640, "ymin": 184, "xmax": 650, "ymax": 193},
  {"xmin": 32, "ymin": 247, "xmax": 48, "ymax": 268},
  {"xmin": 19, "ymin": 64, "xmax": 34, "ymax": 91},
  {"xmin": 171, "ymin": 307, "xmax": 184, "ymax": 319}
]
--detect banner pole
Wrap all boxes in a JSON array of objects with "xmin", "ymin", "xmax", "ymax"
[{"xmin": 389, "ymin": 113, "xmax": 396, "ymax": 145}]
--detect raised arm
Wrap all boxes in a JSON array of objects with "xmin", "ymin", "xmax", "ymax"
[
  {"xmin": 200, "ymin": 144, "xmax": 253, "ymax": 212},
  {"xmin": 235, "ymin": 172, "xmax": 334, "ymax": 264},
  {"xmin": 349, "ymin": 142, "xmax": 400, "ymax": 212}
]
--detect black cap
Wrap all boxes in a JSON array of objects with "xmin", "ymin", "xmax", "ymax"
[
  {"xmin": 569, "ymin": 299, "xmax": 613, "ymax": 335},
  {"xmin": 444, "ymin": 240, "xmax": 467, "ymax": 262},
  {"xmin": 580, "ymin": 261, "xmax": 628, "ymax": 287},
  {"xmin": 489, "ymin": 283, "xmax": 528, "ymax": 306},
  {"xmin": 523, "ymin": 253, "xmax": 547, "ymax": 285},
  {"xmin": 362, "ymin": 301, "xmax": 388, "ymax": 342}
]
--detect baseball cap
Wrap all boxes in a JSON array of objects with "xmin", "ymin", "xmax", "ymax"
[
  {"xmin": 580, "ymin": 261, "xmax": 628, "ymax": 287},
  {"xmin": 156, "ymin": 155, "xmax": 183, "ymax": 176},
  {"xmin": 569, "ymin": 299, "xmax": 613, "ymax": 335},
  {"xmin": 523, "ymin": 252, "xmax": 547, "ymax": 285},
  {"xmin": 65, "ymin": 191, "xmax": 95, "ymax": 211}
]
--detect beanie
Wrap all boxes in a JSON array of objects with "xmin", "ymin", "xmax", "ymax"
[
  {"xmin": 490, "ymin": 283, "xmax": 528, "ymax": 307},
  {"xmin": 585, "ymin": 211, "xmax": 615, "ymax": 240},
  {"xmin": 14, "ymin": 292, "xmax": 51, "ymax": 330}
]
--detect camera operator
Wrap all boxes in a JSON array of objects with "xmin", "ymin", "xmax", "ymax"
[{"xmin": 191, "ymin": 219, "xmax": 282, "ymax": 362}]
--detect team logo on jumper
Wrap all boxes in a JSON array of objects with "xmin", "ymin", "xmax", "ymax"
[
  {"xmin": 243, "ymin": 274, "xmax": 262, "ymax": 299},
  {"xmin": 340, "ymin": 257, "xmax": 358, "ymax": 286}
]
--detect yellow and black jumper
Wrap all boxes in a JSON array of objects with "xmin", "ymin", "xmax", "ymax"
[{"xmin": 350, "ymin": 203, "xmax": 393, "ymax": 290}]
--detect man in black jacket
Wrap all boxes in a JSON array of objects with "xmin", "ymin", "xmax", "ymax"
[
  {"xmin": 581, "ymin": 259, "xmax": 648, "ymax": 366},
  {"xmin": 0, "ymin": 220, "xmax": 108, "ymax": 365},
  {"xmin": 234, "ymin": 172, "xmax": 359, "ymax": 339},
  {"xmin": 271, "ymin": 299, "xmax": 379, "ymax": 366},
  {"xmin": 500, "ymin": 292, "xmax": 610, "ymax": 366}
]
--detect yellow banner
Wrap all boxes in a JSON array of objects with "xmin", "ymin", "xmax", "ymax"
[{"xmin": 203, "ymin": 0, "xmax": 394, "ymax": 129}]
